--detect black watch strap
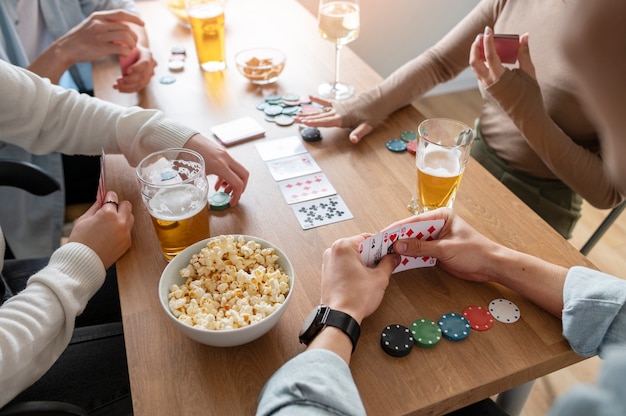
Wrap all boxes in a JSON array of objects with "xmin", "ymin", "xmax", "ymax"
[{"xmin": 325, "ymin": 309, "xmax": 361, "ymax": 353}]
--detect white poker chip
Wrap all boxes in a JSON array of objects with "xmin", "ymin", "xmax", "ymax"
[{"xmin": 488, "ymin": 298, "xmax": 520, "ymax": 323}]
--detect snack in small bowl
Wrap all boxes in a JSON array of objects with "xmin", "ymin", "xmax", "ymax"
[
  {"xmin": 159, "ymin": 235, "xmax": 294, "ymax": 347},
  {"xmin": 234, "ymin": 48, "xmax": 286, "ymax": 85}
]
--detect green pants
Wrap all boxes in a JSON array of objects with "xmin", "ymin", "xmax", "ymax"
[{"xmin": 471, "ymin": 128, "xmax": 582, "ymax": 239}]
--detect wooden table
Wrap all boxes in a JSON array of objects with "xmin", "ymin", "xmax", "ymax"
[{"xmin": 94, "ymin": 1, "xmax": 593, "ymax": 414}]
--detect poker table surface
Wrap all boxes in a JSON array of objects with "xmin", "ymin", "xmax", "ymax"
[{"xmin": 94, "ymin": 0, "xmax": 594, "ymax": 414}]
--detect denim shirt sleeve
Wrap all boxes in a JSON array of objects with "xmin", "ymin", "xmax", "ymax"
[
  {"xmin": 256, "ymin": 349, "xmax": 366, "ymax": 416},
  {"xmin": 562, "ymin": 266, "xmax": 626, "ymax": 357}
]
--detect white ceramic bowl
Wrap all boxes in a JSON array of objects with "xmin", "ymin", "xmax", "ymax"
[
  {"xmin": 159, "ymin": 235, "xmax": 294, "ymax": 347},
  {"xmin": 234, "ymin": 48, "xmax": 286, "ymax": 85}
]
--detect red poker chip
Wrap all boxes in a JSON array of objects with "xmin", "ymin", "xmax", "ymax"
[
  {"xmin": 462, "ymin": 305, "xmax": 494, "ymax": 331},
  {"xmin": 407, "ymin": 139, "xmax": 417, "ymax": 155}
]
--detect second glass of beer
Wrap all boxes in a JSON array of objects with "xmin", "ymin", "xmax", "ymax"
[
  {"xmin": 408, "ymin": 118, "xmax": 475, "ymax": 214},
  {"xmin": 186, "ymin": 0, "xmax": 226, "ymax": 72},
  {"xmin": 136, "ymin": 148, "xmax": 210, "ymax": 261}
]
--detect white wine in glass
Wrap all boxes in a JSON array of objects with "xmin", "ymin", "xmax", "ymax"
[{"xmin": 317, "ymin": 0, "xmax": 360, "ymax": 100}]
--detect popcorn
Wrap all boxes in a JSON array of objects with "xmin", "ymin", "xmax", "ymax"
[{"xmin": 167, "ymin": 235, "xmax": 290, "ymax": 330}]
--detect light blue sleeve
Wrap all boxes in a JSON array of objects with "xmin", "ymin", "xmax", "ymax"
[
  {"xmin": 548, "ymin": 346, "xmax": 626, "ymax": 416},
  {"xmin": 256, "ymin": 349, "xmax": 366, "ymax": 416},
  {"xmin": 562, "ymin": 266, "xmax": 626, "ymax": 357}
]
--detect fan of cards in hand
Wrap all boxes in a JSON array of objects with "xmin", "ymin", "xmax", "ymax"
[{"xmin": 359, "ymin": 219, "xmax": 444, "ymax": 273}]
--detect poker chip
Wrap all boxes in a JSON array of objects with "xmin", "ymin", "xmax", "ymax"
[
  {"xmin": 489, "ymin": 299, "xmax": 520, "ymax": 323},
  {"xmin": 159, "ymin": 75, "xmax": 176, "ymax": 85},
  {"xmin": 438, "ymin": 313, "xmax": 471, "ymax": 341},
  {"xmin": 407, "ymin": 139, "xmax": 417, "ymax": 155},
  {"xmin": 400, "ymin": 131, "xmax": 418, "ymax": 142},
  {"xmin": 380, "ymin": 324, "xmax": 414, "ymax": 357},
  {"xmin": 274, "ymin": 114, "xmax": 295, "ymax": 126},
  {"xmin": 462, "ymin": 306, "xmax": 494, "ymax": 331},
  {"xmin": 168, "ymin": 60, "xmax": 185, "ymax": 72},
  {"xmin": 301, "ymin": 127, "xmax": 322, "ymax": 142},
  {"xmin": 410, "ymin": 318, "xmax": 442, "ymax": 348},
  {"xmin": 208, "ymin": 192, "xmax": 231, "ymax": 211},
  {"xmin": 386, "ymin": 139, "xmax": 407, "ymax": 153},
  {"xmin": 264, "ymin": 104, "xmax": 284, "ymax": 116}
]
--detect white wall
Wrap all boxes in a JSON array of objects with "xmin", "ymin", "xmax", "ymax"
[{"xmin": 298, "ymin": 0, "xmax": 480, "ymax": 95}]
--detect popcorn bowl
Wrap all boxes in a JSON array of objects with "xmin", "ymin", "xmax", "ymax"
[
  {"xmin": 234, "ymin": 48, "xmax": 286, "ymax": 85},
  {"xmin": 159, "ymin": 235, "xmax": 294, "ymax": 347}
]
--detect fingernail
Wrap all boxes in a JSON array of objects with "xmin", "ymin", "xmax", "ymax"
[
  {"xmin": 484, "ymin": 26, "xmax": 492, "ymax": 35},
  {"xmin": 396, "ymin": 242, "xmax": 407, "ymax": 253}
]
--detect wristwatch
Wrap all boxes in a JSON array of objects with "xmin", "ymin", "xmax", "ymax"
[{"xmin": 299, "ymin": 305, "xmax": 361, "ymax": 352}]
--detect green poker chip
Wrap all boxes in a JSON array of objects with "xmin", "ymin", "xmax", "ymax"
[
  {"xmin": 208, "ymin": 192, "xmax": 231, "ymax": 211},
  {"xmin": 410, "ymin": 318, "xmax": 442, "ymax": 348},
  {"xmin": 400, "ymin": 131, "xmax": 418, "ymax": 142}
]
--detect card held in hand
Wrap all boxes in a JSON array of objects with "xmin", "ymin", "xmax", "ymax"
[
  {"xmin": 96, "ymin": 149, "xmax": 106, "ymax": 207},
  {"xmin": 359, "ymin": 219, "xmax": 445, "ymax": 273}
]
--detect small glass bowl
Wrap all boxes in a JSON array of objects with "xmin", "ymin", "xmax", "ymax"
[{"xmin": 234, "ymin": 48, "xmax": 286, "ymax": 85}]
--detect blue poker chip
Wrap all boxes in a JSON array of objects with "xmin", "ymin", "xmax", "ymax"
[
  {"xmin": 208, "ymin": 191, "xmax": 231, "ymax": 211},
  {"xmin": 438, "ymin": 313, "xmax": 471, "ymax": 341},
  {"xmin": 386, "ymin": 139, "xmax": 407, "ymax": 153}
]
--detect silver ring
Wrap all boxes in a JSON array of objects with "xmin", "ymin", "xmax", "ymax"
[
  {"xmin": 323, "ymin": 106, "xmax": 332, "ymax": 112},
  {"xmin": 105, "ymin": 200, "xmax": 119, "ymax": 211}
]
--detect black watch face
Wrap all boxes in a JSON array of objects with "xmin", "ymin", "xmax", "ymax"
[{"xmin": 298, "ymin": 306, "xmax": 326, "ymax": 343}]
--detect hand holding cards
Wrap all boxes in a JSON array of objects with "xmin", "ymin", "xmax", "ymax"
[
  {"xmin": 478, "ymin": 34, "xmax": 520, "ymax": 64},
  {"xmin": 359, "ymin": 219, "xmax": 444, "ymax": 273}
]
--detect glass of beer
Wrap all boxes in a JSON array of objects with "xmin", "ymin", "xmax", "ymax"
[
  {"xmin": 186, "ymin": 0, "xmax": 226, "ymax": 72},
  {"xmin": 408, "ymin": 118, "xmax": 475, "ymax": 214},
  {"xmin": 136, "ymin": 148, "xmax": 210, "ymax": 261}
]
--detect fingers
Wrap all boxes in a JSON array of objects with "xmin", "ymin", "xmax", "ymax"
[
  {"xmin": 517, "ymin": 33, "xmax": 536, "ymax": 79},
  {"xmin": 93, "ymin": 9, "xmax": 145, "ymax": 27},
  {"xmin": 349, "ymin": 123, "xmax": 373, "ymax": 143}
]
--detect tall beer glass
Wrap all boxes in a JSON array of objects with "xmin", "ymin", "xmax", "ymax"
[
  {"xmin": 408, "ymin": 119, "xmax": 474, "ymax": 214},
  {"xmin": 136, "ymin": 149, "xmax": 210, "ymax": 261},
  {"xmin": 186, "ymin": 0, "xmax": 226, "ymax": 72}
]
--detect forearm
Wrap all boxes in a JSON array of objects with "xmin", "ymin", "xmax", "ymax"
[
  {"xmin": 488, "ymin": 70, "xmax": 623, "ymax": 208},
  {"xmin": 487, "ymin": 244, "xmax": 568, "ymax": 318},
  {"xmin": 26, "ymin": 39, "xmax": 74, "ymax": 84},
  {"xmin": 307, "ymin": 326, "xmax": 353, "ymax": 365}
]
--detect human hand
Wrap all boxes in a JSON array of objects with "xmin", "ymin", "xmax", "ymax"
[
  {"xmin": 320, "ymin": 234, "xmax": 400, "ymax": 324},
  {"xmin": 55, "ymin": 10, "xmax": 145, "ymax": 68},
  {"xmin": 67, "ymin": 191, "xmax": 134, "ymax": 269},
  {"xmin": 294, "ymin": 97, "xmax": 374, "ymax": 144},
  {"xmin": 469, "ymin": 26, "xmax": 508, "ymax": 87},
  {"xmin": 114, "ymin": 45, "xmax": 157, "ymax": 93},
  {"xmin": 389, "ymin": 208, "xmax": 504, "ymax": 283},
  {"xmin": 183, "ymin": 134, "xmax": 250, "ymax": 206}
]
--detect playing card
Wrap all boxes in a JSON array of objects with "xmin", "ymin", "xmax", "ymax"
[
  {"xmin": 211, "ymin": 116, "xmax": 265, "ymax": 146},
  {"xmin": 255, "ymin": 136, "xmax": 307, "ymax": 161},
  {"xmin": 277, "ymin": 172, "xmax": 337, "ymax": 204},
  {"xmin": 292, "ymin": 195, "xmax": 353, "ymax": 230},
  {"xmin": 266, "ymin": 152, "xmax": 321, "ymax": 181},
  {"xmin": 359, "ymin": 219, "xmax": 445, "ymax": 273},
  {"xmin": 97, "ymin": 149, "xmax": 106, "ymax": 207}
]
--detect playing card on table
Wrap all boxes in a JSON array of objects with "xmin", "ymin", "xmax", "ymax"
[
  {"xmin": 266, "ymin": 152, "xmax": 321, "ymax": 181},
  {"xmin": 359, "ymin": 219, "xmax": 445, "ymax": 273},
  {"xmin": 255, "ymin": 136, "xmax": 307, "ymax": 161},
  {"xmin": 278, "ymin": 172, "xmax": 337, "ymax": 204},
  {"xmin": 292, "ymin": 195, "xmax": 353, "ymax": 230},
  {"xmin": 96, "ymin": 149, "xmax": 106, "ymax": 207}
]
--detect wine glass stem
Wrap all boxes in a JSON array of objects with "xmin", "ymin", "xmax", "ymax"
[{"xmin": 333, "ymin": 43, "xmax": 343, "ymax": 91}]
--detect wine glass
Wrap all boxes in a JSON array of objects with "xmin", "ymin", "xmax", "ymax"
[{"xmin": 317, "ymin": 0, "xmax": 360, "ymax": 100}]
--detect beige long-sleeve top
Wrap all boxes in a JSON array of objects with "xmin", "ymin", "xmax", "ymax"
[{"xmin": 337, "ymin": 0, "xmax": 622, "ymax": 209}]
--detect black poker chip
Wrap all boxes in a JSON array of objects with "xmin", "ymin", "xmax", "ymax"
[
  {"xmin": 380, "ymin": 324, "xmax": 414, "ymax": 357},
  {"xmin": 301, "ymin": 127, "xmax": 322, "ymax": 142}
]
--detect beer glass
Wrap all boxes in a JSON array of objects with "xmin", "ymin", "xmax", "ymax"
[
  {"xmin": 407, "ymin": 118, "xmax": 475, "ymax": 214},
  {"xmin": 186, "ymin": 0, "xmax": 226, "ymax": 72},
  {"xmin": 161, "ymin": 0, "xmax": 190, "ymax": 27},
  {"xmin": 317, "ymin": 0, "xmax": 360, "ymax": 100},
  {"xmin": 136, "ymin": 148, "xmax": 210, "ymax": 261}
]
